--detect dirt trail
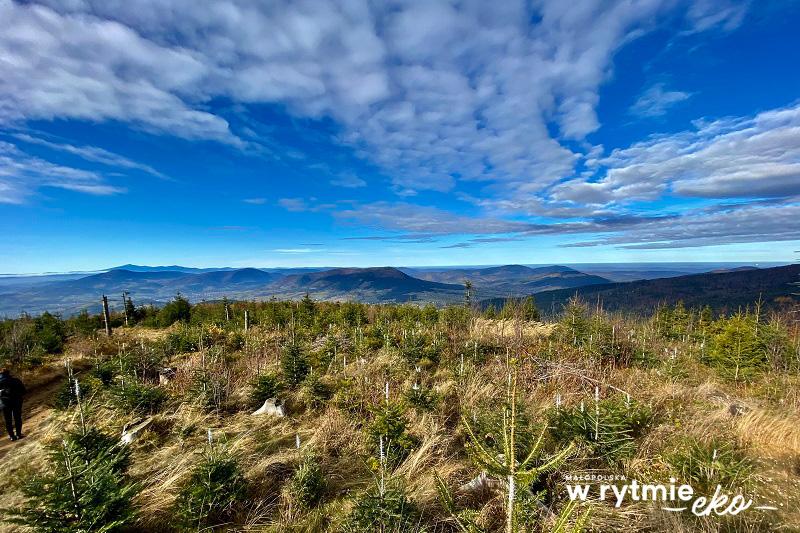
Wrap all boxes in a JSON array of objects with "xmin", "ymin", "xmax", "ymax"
[{"xmin": 0, "ymin": 358, "xmax": 91, "ymax": 461}]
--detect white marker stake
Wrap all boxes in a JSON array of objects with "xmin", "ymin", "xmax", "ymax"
[{"xmin": 594, "ymin": 386, "xmax": 600, "ymax": 441}]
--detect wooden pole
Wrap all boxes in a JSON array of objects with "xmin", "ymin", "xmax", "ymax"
[{"xmin": 102, "ymin": 295, "xmax": 112, "ymax": 336}]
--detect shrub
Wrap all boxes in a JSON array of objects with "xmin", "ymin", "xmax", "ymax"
[
  {"xmin": 115, "ymin": 342, "xmax": 169, "ymax": 383},
  {"xmin": 91, "ymin": 359, "xmax": 116, "ymax": 387},
  {"xmin": 223, "ymin": 330, "xmax": 245, "ymax": 351},
  {"xmin": 199, "ymin": 324, "xmax": 244, "ymax": 351},
  {"xmin": 333, "ymin": 378, "xmax": 366, "ymax": 415},
  {"xmin": 281, "ymin": 343, "xmax": 310, "ymax": 387},
  {"xmin": 300, "ymin": 374, "xmax": 334, "ymax": 409},
  {"xmin": 760, "ymin": 321, "xmax": 795, "ymax": 372},
  {"xmin": 462, "ymin": 337, "xmax": 503, "ymax": 366},
  {"xmin": 549, "ymin": 396, "xmax": 652, "ymax": 463},
  {"xmin": 363, "ymin": 323, "xmax": 389, "ymax": 351},
  {"xmin": 53, "ymin": 377, "xmax": 92, "ymax": 410},
  {"xmin": 111, "ymin": 381, "xmax": 168, "ymax": 415},
  {"xmin": 337, "ymin": 301, "xmax": 368, "ymax": 327},
  {"xmin": 456, "ymin": 370, "xmax": 577, "ymax": 533},
  {"xmin": 249, "ymin": 372, "xmax": 283, "ymax": 408},
  {"xmin": 67, "ymin": 427, "xmax": 132, "ymax": 475},
  {"xmin": 368, "ymin": 402, "xmax": 418, "ymax": 468},
  {"xmin": 0, "ymin": 313, "xmax": 67, "ymax": 364},
  {"xmin": 403, "ymin": 385, "xmax": 439, "ymax": 413},
  {"xmin": 556, "ymin": 303, "xmax": 635, "ymax": 366},
  {"xmin": 174, "ymin": 450, "xmax": 247, "ymax": 529},
  {"xmin": 653, "ymin": 301, "xmax": 693, "ymax": 340},
  {"xmin": 398, "ymin": 331, "xmax": 425, "ymax": 365},
  {"xmin": 68, "ymin": 309, "xmax": 103, "ymax": 337},
  {"xmin": 157, "ymin": 295, "xmax": 191, "ymax": 327},
  {"xmin": 288, "ymin": 454, "xmax": 326, "ymax": 509},
  {"xmin": 440, "ymin": 305, "xmax": 470, "ymax": 330},
  {"xmin": 707, "ymin": 314, "xmax": 769, "ymax": 382},
  {"xmin": 398, "ymin": 330, "xmax": 441, "ymax": 368},
  {"xmin": 163, "ymin": 327, "xmax": 199, "ymax": 355},
  {"xmin": 344, "ymin": 485, "xmax": 422, "ymax": 533},
  {"xmin": 466, "ymin": 401, "xmax": 556, "ymax": 472},
  {"xmin": 667, "ymin": 437, "xmax": 754, "ymax": 495},
  {"xmin": 188, "ymin": 370, "xmax": 229, "ymax": 412},
  {"xmin": 557, "ymin": 299, "xmax": 592, "ymax": 346},
  {"xmin": 498, "ymin": 296, "xmax": 541, "ymax": 321},
  {"xmin": 5, "ymin": 428, "xmax": 138, "ymax": 532},
  {"xmin": 33, "ymin": 312, "xmax": 67, "ymax": 354}
]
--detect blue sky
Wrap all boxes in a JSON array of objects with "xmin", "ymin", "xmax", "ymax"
[{"xmin": 1, "ymin": 0, "xmax": 799, "ymax": 274}]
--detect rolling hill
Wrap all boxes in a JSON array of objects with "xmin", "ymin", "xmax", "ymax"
[
  {"xmin": 268, "ymin": 267, "xmax": 464, "ymax": 303},
  {"xmin": 517, "ymin": 264, "xmax": 800, "ymax": 315},
  {"xmin": 171, "ymin": 268, "xmax": 281, "ymax": 291},
  {"xmin": 0, "ymin": 266, "xmax": 466, "ymax": 315},
  {"xmin": 403, "ymin": 264, "xmax": 610, "ymax": 297}
]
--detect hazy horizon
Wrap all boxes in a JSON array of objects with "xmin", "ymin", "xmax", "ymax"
[{"xmin": 1, "ymin": 260, "xmax": 793, "ymax": 278}]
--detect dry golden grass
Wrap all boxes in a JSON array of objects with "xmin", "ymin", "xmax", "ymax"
[
  {"xmin": 472, "ymin": 318, "xmax": 554, "ymax": 342},
  {"xmin": 1, "ymin": 313, "xmax": 799, "ymax": 532}
]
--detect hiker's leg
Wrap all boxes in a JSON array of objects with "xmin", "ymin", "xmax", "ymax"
[
  {"xmin": 2, "ymin": 407, "xmax": 14, "ymax": 439},
  {"xmin": 13, "ymin": 403, "xmax": 22, "ymax": 436}
]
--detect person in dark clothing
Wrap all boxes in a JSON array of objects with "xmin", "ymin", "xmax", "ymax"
[{"xmin": 0, "ymin": 368, "xmax": 26, "ymax": 441}]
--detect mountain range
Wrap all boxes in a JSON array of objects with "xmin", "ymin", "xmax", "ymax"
[
  {"xmin": 0, "ymin": 264, "xmax": 606, "ymax": 316},
  {"xmin": 0, "ymin": 262, "xmax": 795, "ymax": 317}
]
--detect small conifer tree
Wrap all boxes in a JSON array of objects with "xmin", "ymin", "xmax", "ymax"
[
  {"xmin": 708, "ymin": 313, "xmax": 768, "ymax": 382},
  {"xmin": 440, "ymin": 362, "xmax": 577, "ymax": 533},
  {"xmin": 281, "ymin": 342, "xmax": 310, "ymax": 387},
  {"xmin": 174, "ymin": 449, "xmax": 247, "ymax": 530},
  {"xmin": 520, "ymin": 296, "xmax": 540, "ymax": 321},
  {"xmin": 5, "ymin": 429, "xmax": 138, "ymax": 532}
]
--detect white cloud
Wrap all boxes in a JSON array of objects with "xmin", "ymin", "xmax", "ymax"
[
  {"xmin": 0, "ymin": 0, "xmax": 715, "ymax": 196},
  {"xmin": 335, "ymin": 201, "xmax": 544, "ymax": 236},
  {"xmin": 552, "ymin": 102, "xmax": 800, "ymax": 205},
  {"xmin": 330, "ymin": 172, "xmax": 366, "ymax": 188},
  {"xmin": 0, "ymin": 141, "xmax": 125, "ymax": 203},
  {"xmin": 272, "ymin": 248, "xmax": 314, "ymax": 254},
  {"xmin": 11, "ymin": 133, "xmax": 166, "ymax": 178},
  {"xmin": 0, "ymin": 1, "xmax": 238, "ymax": 145},
  {"xmin": 278, "ymin": 197, "xmax": 312, "ymax": 212},
  {"xmin": 565, "ymin": 201, "xmax": 800, "ymax": 249},
  {"xmin": 630, "ymin": 83, "xmax": 692, "ymax": 118},
  {"xmin": 685, "ymin": 0, "xmax": 749, "ymax": 33},
  {"xmin": 5, "ymin": 0, "xmax": 784, "ymax": 254}
]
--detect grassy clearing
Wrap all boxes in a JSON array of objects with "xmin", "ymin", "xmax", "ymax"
[{"xmin": 0, "ymin": 297, "xmax": 798, "ymax": 532}]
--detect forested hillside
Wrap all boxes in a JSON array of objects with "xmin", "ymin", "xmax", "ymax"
[{"xmin": 518, "ymin": 264, "xmax": 800, "ymax": 316}]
